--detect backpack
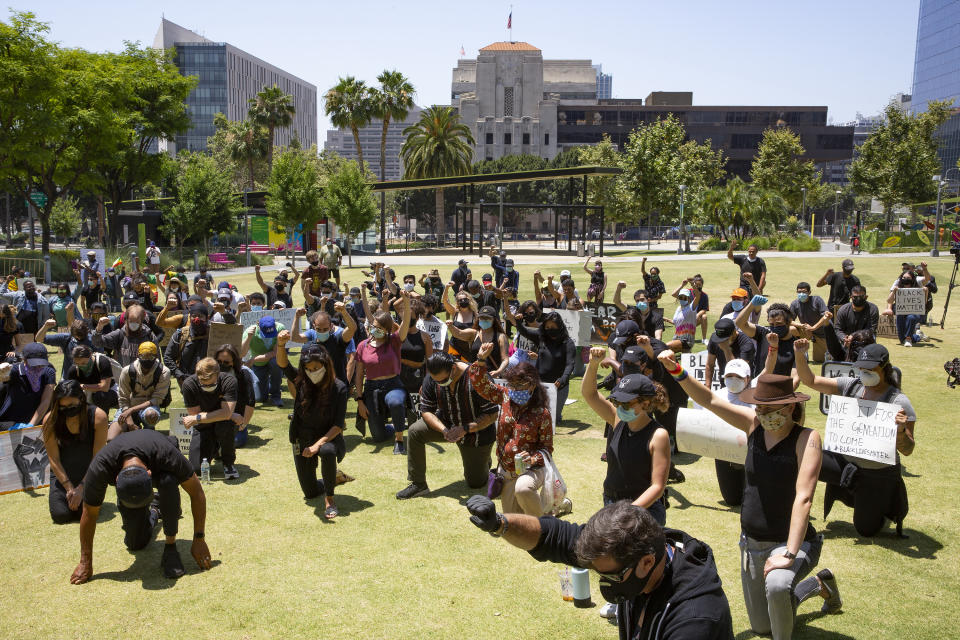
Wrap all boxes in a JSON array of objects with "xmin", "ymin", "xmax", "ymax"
[{"xmin": 129, "ymin": 362, "xmax": 172, "ymax": 408}]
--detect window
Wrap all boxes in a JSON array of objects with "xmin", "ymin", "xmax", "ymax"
[
  {"xmin": 544, "ymin": 132, "xmax": 550, "ymax": 146},
  {"xmin": 504, "ymin": 133, "xmax": 512, "ymax": 145},
  {"xmin": 504, "ymin": 87, "xmax": 514, "ymax": 116},
  {"xmin": 522, "ymin": 133, "xmax": 530, "ymax": 145},
  {"xmin": 485, "ymin": 132, "xmax": 493, "ymax": 145}
]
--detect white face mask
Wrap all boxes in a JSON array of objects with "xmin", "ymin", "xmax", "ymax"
[
  {"xmin": 725, "ymin": 377, "xmax": 747, "ymax": 394},
  {"xmin": 200, "ymin": 383, "xmax": 218, "ymax": 393},
  {"xmin": 404, "ymin": 283, "xmax": 415, "ymax": 292},
  {"xmin": 127, "ymin": 321, "xmax": 141, "ymax": 332},
  {"xmin": 757, "ymin": 407, "xmax": 789, "ymax": 431},
  {"xmin": 306, "ymin": 367, "xmax": 325, "ymax": 383},
  {"xmin": 859, "ymin": 370, "xmax": 881, "ymax": 387},
  {"xmin": 746, "ymin": 255, "xmax": 757, "ymax": 263}
]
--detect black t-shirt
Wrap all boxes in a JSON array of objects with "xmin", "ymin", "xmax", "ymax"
[
  {"xmin": 81, "ymin": 285, "xmax": 102, "ymax": 308},
  {"xmin": 733, "ymin": 255, "xmax": 766, "ymax": 290},
  {"xmin": 751, "ymin": 325, "xmax": 795, "ymax": 376},
  {"xmin": 66, "ymin": 354, "xmax": 113, "ymax": 385},
  {"xmin": 707, "ymin": 331, "xmax": 758, "ymax": 380},
  {"xmin": 0, "ymin": 321, "xmax": 24, "ymax": 355},
  {"xmin": 264, "ymin": 285, "xmax": 293, "ymax": 309},
  {"xmin": 82, "ymin": 429, "xmax": 194, "ymax": 507},
  {"xmin": 181, "ymin": 372, "xmax": 238, "ymax": 413},
  {"xmin": 638, "ymin": 309, "xmax": 665, "ymax": 337},
  {"xmin": 0, "ymin": 363, "xmax": 57, "ymax": 423},
  {"xmin": 825, "ymin": 272, "xmax": 860, "ymax": 309}
]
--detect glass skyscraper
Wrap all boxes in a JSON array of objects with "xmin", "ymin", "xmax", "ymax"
[{"xmin": 912, "ymin": 0, "xmax": 960, "ymax": 171}]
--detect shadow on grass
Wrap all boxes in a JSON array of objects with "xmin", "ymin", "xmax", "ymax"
[
  {"xmin": 93, "ymin": 540, "xmax": 221, "ymax": 589},
  {"xmin": 238, "ymin": 423, "xmax": 271, "ymax": 449},
  {"xmin": 220, "ymin": 463, "xmax": 260, "ymax": 485},
  {"xmin": 674, "ymin": 451, "xmax": 701, "ymax": 466},
  {"xmin": 308, "ymin": 493, "xmax": 374, "ymax": 522},
  {"xmin": 424, "ymin": 479, "xmax": 484, "ymax": 503},
  {"xmin": 735, "ymin": 611, "xmax": 855, "ymax": 640},
  {"xmin": 666, "ymin": 486, "xmax": 740, "ymax": 515},
  {"xmin": 556, "ymin": 419, "xmax": 593, "ymax": 435},
  {"xmin": 820, "ymin": 520, "xmax": 943, "ymax": 559}
]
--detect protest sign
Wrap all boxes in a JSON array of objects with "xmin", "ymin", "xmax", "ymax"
[
  {"xmin": 13, "ymin": 334, "xmax": 35, "ymax": 355},
  {"xmin": 818, "ymin": 361, "xmax": 858, "ymax": 415},
  {"xmin": 16, "ymin": 277, "xmax": 36, "ymax": 290},
  {"xmin": 239, "ymin": 307, "xmax": 299, "ymax": 332},
  {"xmin": 895, "ymin": 287, "xmax": 925, "ymax": 315},
  {"xmin": 0, "ymin": 425, "xmax": 49, "ymax": 495},
  {"xmin": 876, "ymin": 314, "xmax": 897, "ymax": 339},
  {"xmin": 554, "ymin": 309, "xmax": 592, "ymax": 347},
  {"xmin": 583, "ymin": 302, "xmax": 621, "ymax": 344},
  {"xmin": 824, "ymin": 395, "xmax": 898, "ymax": 466},
  {"xmin": 408, "ymin": 393, "xmax": 422, "ymax": 422},
  {"xmin": 416, "ymin": 317, "xmax": 447, "ymax": 351},
  {"xmin": 681, "ymin": 351, "xmax": 723, "ymax": 392},
  {"xmin": 676, "ymin": 408, "xmax": 747, "ymax": 464},
  {"xmin": 167, "ymin": 408, "xmax": 194, "ymax": 458},
  {"xmin": 206, "ymin": 322, "xmax": 245, "ymax": 357}
]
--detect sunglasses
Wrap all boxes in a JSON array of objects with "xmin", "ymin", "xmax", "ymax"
[{"xmin": 594, "ymin": 561, "xmax": 636, "ymax": 583}]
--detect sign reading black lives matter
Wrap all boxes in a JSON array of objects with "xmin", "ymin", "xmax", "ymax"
[
  {"xmin": 895, "ymin": 288, "xmax": 925, "ymax": 315},
  {"xmin": 824, "ymin": 395, "xmax": 898, "ymax": 466}
]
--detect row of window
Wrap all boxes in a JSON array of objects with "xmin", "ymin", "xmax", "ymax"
[
  {"xmin": 484, "ymin": 132, "xmax": 549, "ymax": 146},
  {"xmin": 557, "ymin": 109, "xmax": 829, "ymax": 127}
]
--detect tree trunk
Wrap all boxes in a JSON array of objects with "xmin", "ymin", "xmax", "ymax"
[
  {"xmin": 267, "ymin": 124, "xmax": 275, "ymax": 171},
  {"xmin": 347, "ymin": 231, "xmax": 353, "ymax": 267},
  {"xmin": 434, "ymin": 188, "xmax": 445, "ymax": 247},
  {"xmin": 40, "ymin": 213, "xmax": 50, "ymax": 256},
  {"xmin": 379, "ymin": 117, "xmax": 389, "ymax": 255},
  {"xmin": 248, "ymin": 157, "xmax": 256, "ymax": 191},
  {"xmin": 351, "ymin": 127, "xmax": 365, "ymax": 173}
]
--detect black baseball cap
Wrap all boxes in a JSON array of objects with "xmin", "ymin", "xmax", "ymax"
[
  {"xmin": 608, "ymin": 373, "xmax": 656, "ymax": 403},
  {"xmin": 710, "ymin": 318, "xmax": 736, "ymax": 344},
  {"xmin": 122, "ymin": 292, "xmax": 139, "ymax": 304},
  {"xmin": 504, "ymin": 258, "xmax": 514, "ymax": 267},
  {"xmin": 610, "ymin": 320, "xmax": 640, "ymax": 346},
  {"xmin": 852, "ymin": 343, "xmax": 889, "ymax": 369},
  {"xmin": 478, "ymin": 305, "xmax": 496, "ymax": 318},
  {"xmin": 620, "ymin": 345, "xmax": 649, "ymax": 365},
  {"xmin": 482, "ymin": 273, "xmax": 493, "ymax": 282},
  {"xmin": 841, "ymin": 259, "xmax": 854, "ymax": 269},
  {"xmin": 115, "ymin": 466, "xmax": 153, "ymax": 509},
  {"xmin": 458, "ymin": 258, "xmax": 469, "ymax": 266}
]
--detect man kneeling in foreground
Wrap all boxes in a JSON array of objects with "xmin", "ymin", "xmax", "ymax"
[
  {"xmin": 70, "ymin": 429, "xmax": 212, "ymax": 583},
  {"xmin": 466, "ymin": 496, "xmax": 733, "ymax": 640}
]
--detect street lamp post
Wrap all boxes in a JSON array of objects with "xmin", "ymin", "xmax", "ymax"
[
  {"xmin": 497, "ymin": 186, "xmax": 504, "ymax": 250},
  {"xmin": 933, "ymin": 175, "xmax": 945, "ymax": 257},
  {"xmin": 677, "ymin": 184, "xmax": 687, "ymax": 255},
  {"xmin": 800, "ymin": 187, "xmax": 807, "ymax": 226},
  {"xmin": 833, "ymin": 190, "xmax": 841, "ymax": 239}
]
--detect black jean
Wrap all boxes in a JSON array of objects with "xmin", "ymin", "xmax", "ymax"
[
  {"xmin": 293, "ymin": 442, "xmax": 338, "ymax": 499},
  {"xmin": 119, "ymin": 471, "xmax": 181, "ymax": 550},
  {"xmin": 822, "ymin": 324, "xmax": 848, "ymax": 361},
  {"xmin": 714, "ymin": 460, "xmax": 745, "ymax": 506},
  {"xmin": 49, "ymin": 478, "xmax": 82, "ymax": 524},
  {"xmin": 820, "ymin": 451, "xmax": 907, "ymax": 537},
  {"xmin": 189, "ymin": 421, "xmax": 236, "ymax": 473}
]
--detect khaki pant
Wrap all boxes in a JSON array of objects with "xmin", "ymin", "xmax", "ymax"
[{"xmin": 499, "ymin": 465, "xmax": 545, "ymax": 517}]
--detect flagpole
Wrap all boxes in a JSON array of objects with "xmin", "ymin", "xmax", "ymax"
[{"xmin": 509, "ymin": 5, "xmax": 513, "ymax": 42}]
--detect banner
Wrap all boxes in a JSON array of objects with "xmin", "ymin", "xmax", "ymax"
[
  {"xmin": 824, "ymin": 395, "xmax": 898, "ymax": 466},
  {"xmin": 0, "ymin": 425, "xmax": 49, "ymax": 495},
  {"xmin": 818, "ymin": 361, "xmax": 858, "ymax": 415},
  {"xmin": 680, "ymin": 351, "xmax": 723, "ymax": 392},
  {"xmin": 583, "ymin": 302, "xmax": 621, "ymax": 344},
  {"xmin": 676, "ymin": 407, "xmax": 747, "ymax": 464},
  {"xmin": 239, "ymin": 308, "xmax": 299, "ymax": 332},
  {"xmin": 554, "ymin": 309, "xmax": 592, "ymax": 347},
  {"xmin": 206, "ymin": 322, "xmax": 245, "ymax": 357},
  {"xmin": 250, "ymin": 216, "xmax": 270, "ymax": 245},
  {"xmin": 876, "ymin": 314, "xmax": 897, "ymax": 339},
  {"xmin": 416, "ymin": 317, "xmax": 447, "ymax": 351},
  {"xmin": 895, "ymin": 288, "xmax": 925, "ymax": 315},
  {"xmin": 167, "ymin": 408, "xmax": 194, "ymax": 458}
]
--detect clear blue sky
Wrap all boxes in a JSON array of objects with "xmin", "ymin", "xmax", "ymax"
[{"xmin": 21, "ymin": 0, "xmax": 920, "ymax": 135}]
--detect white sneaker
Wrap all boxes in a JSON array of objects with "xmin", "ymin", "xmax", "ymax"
[
  {"xmin": 702, "ymin": 339, "xmax": 709, "ymax": 345},
  {"xmin": 599, "ymin": 602, "xmax": 618, "ymax": 619},
  {"xmin": 916, "ymin": 330, "xmax": 927, "ymax": 342},
  {"xmin": 903, "ymin": 339, "xmax": 913, "ymax": 348}
]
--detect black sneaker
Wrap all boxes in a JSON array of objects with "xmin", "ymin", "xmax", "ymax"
[
  {"xmin": 817, "ymin": 569, "xmax": 842, "ymax": 613},
  {"xmin": 396, "ymin": 482, "xmax": 429, "ymax": 500},
  {"xmin": 223, "ymin": 465, "xmax": 240, "ymax": 480},
  {"xmin": 161, "ymin": 545, "xmax": 185, "ymax": 579},
  {"xmin": 393, "ymin": 440, "xmax": 406, "ymax": 455},
  {"xmin": 668, "ymin": 464, "xmax": 685, "ymax": 484}
]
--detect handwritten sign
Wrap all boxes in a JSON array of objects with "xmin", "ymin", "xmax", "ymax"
[
  {"xmin": 818, "ymin": 361, "xmax": 858, "ymax": 415},
  {"xmin": 416, "ymin": 317, "xmax": 447, "ymax": 351},
  {"xmin": 876, "ymin": 314, "xmax": 897, "ymax": 339},
  {"xmin": 676, "ymin": 408, "xmax": 748, "ymax": 464},
  {"xmin": 583, "ymin": 302, "xmax": 621, "ymax": 344},
  {"xmin": 824, "ymin": 395, "xmax": 898, "ymax": 466},
  {"xmin": 554, "ymin": 309, "xmax": 592, "ymax": 347},
  {"xmin": 239, "ymin": 308, "xmax": 298, "ymax": 332},
  {"xmin": 895, "ymin": 288, "xmax": 925, "ymax": 315},
  {"xmin": 167, "ymin": 408, "xmax": 194, "ymax": 457},
  {"xmin": 206, "ymin": 322, "xmax": 245, "ymax": 357},
  {"xmin": 681, "ymin": 351, "xmax": 723, "ymax": 392}
]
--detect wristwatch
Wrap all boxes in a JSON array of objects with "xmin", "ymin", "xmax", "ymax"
[
  {"xmin": 193, "ymin": 531, "xmax": 204, "ymax": 539},
  {"xmin": 782, "ymin": 551, "xmax": 796, "ymax": 560}
]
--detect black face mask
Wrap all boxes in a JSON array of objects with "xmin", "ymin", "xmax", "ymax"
[
  {"xmin": 276, "ymin": 284, "xmax": 285, "ymax": 291},
  {"xmin": 59, "ymin": 405, "xmax": 82, "ymax": 418},
  {"xmin": 598, "ymin": 545, "xmax": 665, "ymax": 604},
  {"xmin": 769, "ymin": 325, "xmax": 789, "ymax": 339},
  {"xmin": 524, "ymin": 312, "xmax": 538, "ymax": 322},
  {"xmin": 851, "ymin": 296, "xmax": 866, "ymax": 307},
  {"xmin": 457, "ymin": 298, "xmax": 470, "ymax": 308},
  {"xmin": 219, "ymin": 362, "xmax": 232, "ymax": 373},
  {"xmin": 545, "ymin": 327, "xmax": 562, "ymax": 339}
]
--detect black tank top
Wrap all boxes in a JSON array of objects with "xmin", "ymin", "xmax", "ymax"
[
  {"xmin": 742, "ymin": 423, "xmax": 816, "ymax": 541},
  {"xmin": 590, "ymin": 270, "xmax": 604, "ymax": 287},
  {"xmin": 603, "ymin": 418, "xmax": 660, "ymax": 501},
  {"xmin": 472, "ymin": 330, "xmax": 504, "ymax": 371},
  {"xmin": 399, "ymin": 330, "xmax": 427, "ymax": 393},
  {"xmin": 450, "ymin": 316, "xmax": 476, "ymax": 361},
  {"xmin": 58, "ymin": 406, "xmax": 98, "ymax": 484}
]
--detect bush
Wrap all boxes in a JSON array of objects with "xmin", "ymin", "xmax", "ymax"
[
  {"xmin": 698, "ymin": 236, "xmax": 728, "ymax": 251},
  {"xmin": 776, "ymin": 235, "xmax": 821, "ymax": 252}
]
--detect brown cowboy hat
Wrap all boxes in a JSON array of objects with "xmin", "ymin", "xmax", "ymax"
[{"xmin": 738, "ymin": 373, "xmax": 810, "ymax": 405}]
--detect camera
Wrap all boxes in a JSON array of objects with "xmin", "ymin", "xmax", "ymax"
[{"xmin": 950, "ymin": 242, "xmax": 960, "ymax": 257}]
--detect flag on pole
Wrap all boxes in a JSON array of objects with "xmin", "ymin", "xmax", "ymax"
[
  {"xmin": 460, "ymin": 45, "xmax": 465, "ymax": 56},
  {"xmin": 507, "ymin": 11, "xmax": 512, "ymax": 29},
  {"xmin": 111, "ymin": 257, "xmax": 123, "ymax": 269}
]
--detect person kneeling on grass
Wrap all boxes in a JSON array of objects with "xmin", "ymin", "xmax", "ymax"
[
  {"xmin": 466, "ymin": 497, "xmax": 734, "ymax": 640},
  {"xmin": 181, "ymin": 357, "xmax": 239, "ymax": 480},
  {"xmin": 276, "ymin": 331, "xmax": 347, "ymax": 519},
  {"xmin": 69, "ymin": 429, "xmax": 212, "ymax": 583}
]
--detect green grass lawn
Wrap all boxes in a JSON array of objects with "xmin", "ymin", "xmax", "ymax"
[{"xmin": 2, "ymin": 253, "xmax": 958, "ymax": 639}]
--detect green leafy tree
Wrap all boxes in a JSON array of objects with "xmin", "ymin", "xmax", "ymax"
[
  {"xmin": 577, "ymin": 136, "xmax": 630, "ymax": 228},
  {"xmin": 696, "ymin": 177, "xmax": 785, "ymax": 240},
  {"xmin": 321, "ymin": 160, "xmax": 378, "ymax": 267},
  {"xmin": 473, "ymin": 154, "xmax": 551, "ymax": 228},
  {"xmin": 49, "ymin": 195, "xmax": 82, "ymax": 246},
  {"xmin": 265, "ymin": 147, "xmax": 324, "ymax": 259},
  {"xmin": 850, "ymin": 100, "xmax": 952, "ymax": 227},
  {"xmin": 227, "ymin": 117, "xmax": 270, "ymax": 190},
  {"xmin": 371, "ymin": 70, "xmax": 415, "ymax": 253},
  {"xmin": 248, "ymin": 85, "xmax": 296, "ymax": 170},
  {"xmin": 324, "ymin": 76, "xmax": 372, "ymax": 172},
  {"xmin": 160, "ymin": 152, "xmax": 244, "ymax": 258},
  {"xmin": 749, "ymin": 127, "xmax": 820, "ymax": 213},
  {"xmin": 400, "ymin": 106, "xmax": 475, "ymax": 243}
]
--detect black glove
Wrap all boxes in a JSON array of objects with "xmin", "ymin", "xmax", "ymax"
[{"xmin": 466, "ymin": 495, "xmax": 500, "ymax": 532}]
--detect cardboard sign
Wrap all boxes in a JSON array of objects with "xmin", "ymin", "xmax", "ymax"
[
  {"xmin": 895, "ymin": 288, "xmax": 925, "ymax": 315},
  {"xmin": 206, "ymin": 322, "xmax": 245, "ymax": 357},
  {"xmin": 824, "ymin": 395, "xmax": 899, "ymax": 466},
  {"xmin": 0, "ymin": 294, "xmax": 11, "ymax": 306},
  {"xmin": 514, "ymin": 332, "xmax": 535, "ymax": 354},
  {"xmin": 876, "ymin": 314, "xmax": 897, "ymax": 339},
  {"xmin": 676, "ymin": 407, "xmax": 748, "ymax": 464},
  {"xmin": 167, "ymin": 408, "xmax": 194, "ymax": 458},
  {"xmin": 408, "ymin": 392, "xmax": 422, "ymax": 421},
  {"xmin": 416, "ymin": 317, "xmax": 448, "ymax": 351},
  {"xmin": 554, "ymin": 309, "xmax": 592, "ymax": 347},
  {"xmin": 818, "ymin": 361, "xmax": 858, "ymax": 415},
  {"xmin": 680, "ymin": 351, "xmax": 723, "ymax": 392},
  {"xmin": 239, "ymin": 308, "xmax": 299, "ymax": 332},
  {"xmin": 0, "ymin": 425, "xmax": 49, "ymax": 495},
  {"xmin": 16, "ymin": 277, "xmax": 36, "ymax": 291},
  {"xmin": 583, "ymin": 302, "xmax": 622, "ymax": 344},
  {"xmin": 12, "ymin": 334, "xmax": 35, "ymax": 355}
]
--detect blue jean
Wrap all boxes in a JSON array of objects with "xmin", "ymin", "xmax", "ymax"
[
  {"xmin": 113, "ymin": 406, "xmax": 160, "ymax": 429},
  {"xmin": 895, "ymin": 313, "xmax": 922, "ymax": 344},
  {"xmin": 363, "ymin": 376, "xmax": 408, "ymax": 442},
  {"xmin": 555, "ymin": 383, "xmax": 569, "ymax": 423},
  {"xmin": 252, "ymin": 358, "xmax": 282, "ymax": 401}
]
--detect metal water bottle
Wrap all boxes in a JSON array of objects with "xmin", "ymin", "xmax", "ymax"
[
  {"xmin": 571, "ymin": 567, "xmax": 593, "ymax": 608},
  {"xmin": 201, "ymin": 458, "xmax": 211, "ymax": 484}
]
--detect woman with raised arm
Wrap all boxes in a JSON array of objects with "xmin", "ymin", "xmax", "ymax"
[{"xmin": 656, "ymin": 349, "xmax": 841, "ymax": 640}]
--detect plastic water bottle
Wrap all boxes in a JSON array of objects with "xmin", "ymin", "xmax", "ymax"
[{"xmin": 200, "ymin": 458, "xmax": 210, "ymax": 484}]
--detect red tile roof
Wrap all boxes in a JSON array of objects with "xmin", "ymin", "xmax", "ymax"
[{"xmin": 479, "ymin": 41, "xmax": 540, "ymax": 52}]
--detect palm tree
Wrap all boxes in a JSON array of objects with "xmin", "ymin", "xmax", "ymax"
[
  {"xmin": 324, "ymin": 77, "xmax": 372, "ymax": 173},
  {"xmin": 227, "ymin": 119, "xmax": 269, "ymax": 190},
  {"xmin": 248, "ymin": 85, "xmax": 296, "ymax": 170},
  {"xmin": 400, "ymin": 106, "xmax": 475, "ymax": 245},
  {"xmin": 372, "ymin": 71, "xmax": 415, "ymax": 253}
]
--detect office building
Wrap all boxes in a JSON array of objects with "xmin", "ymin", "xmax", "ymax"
[
  {"xmin": 911, "ymin": 0, "xmax": 960, "ymax": 172},
  {"xmin": 153, "ymin": 18, "xmax": 317, "ymax": 154},
  {"xmin": 594, "ymin": 64, "xmax": 613, "ymax": 100},
  {"xmin": 323, "ymin": 105, "xmax": 423, "ymax": 181}
]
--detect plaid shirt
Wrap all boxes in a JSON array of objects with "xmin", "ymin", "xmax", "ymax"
[{"xmin": 419, "ymin": 366, "xmax": 497, "ymax": 447}]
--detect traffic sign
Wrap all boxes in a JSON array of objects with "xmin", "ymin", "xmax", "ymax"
[{"xmin": 24, "ymin": 192, "xmax": 47, "ymax": 209}]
